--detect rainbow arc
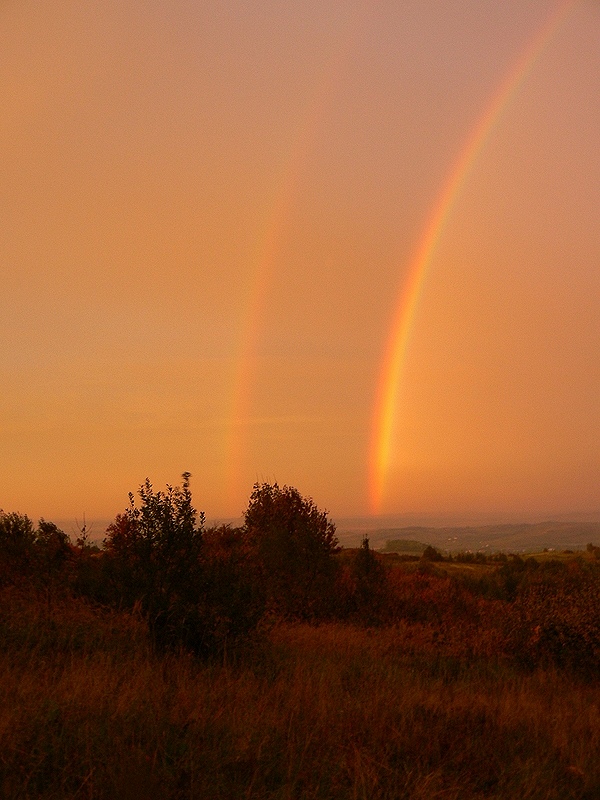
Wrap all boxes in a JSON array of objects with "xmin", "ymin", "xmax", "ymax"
[
  {"xmin": 368, "ymin": 0, "xmax": 578, "ymax": 514},
  {"xmin": 223, "ymin": 5, "xmax": 371, "ymax": 507}
]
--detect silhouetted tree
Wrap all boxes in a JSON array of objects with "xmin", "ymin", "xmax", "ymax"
[
  {"xmin": 244, "ymin": 482, "xmax": 339, "ymax": 618},
  {"xmin": 36, "ymin": 519, "xmax": 71, "ymax": 564},
  {"xmin": 0, "ymin": 513, "xmax": 73, "ymax": 593},
  {"xmin": 0, "ymin": 511, "xmax": 37, "ymax": 584},
  {"xmin": 421, "ymin": 545, "xmax": 444, "ymax": 563},
  {"xmin": 104, "ymin": 473, "xmax": 205, "ymax": 650}
]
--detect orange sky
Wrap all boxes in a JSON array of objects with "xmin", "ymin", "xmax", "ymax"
[{"xmin": 1, "ymin": 0, "xmax": 599, "ymax": 527}]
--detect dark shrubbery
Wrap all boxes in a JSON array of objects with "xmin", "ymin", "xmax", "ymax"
[
  {"xmin": 100, "ymin": 477, "xmax": 344, "ymax": 652},
  {"xmin": 199, "ymin": 525, "xmax": 266, "ymax": 653},
  {"xmin": 99, "ymin": 475, "xmax": 272, "ymax": 657},
  {"xmin": 0, "ymin": 511, "xmax": 38, "ymax": 583},
  {"xmin": 504, "ymin": 560, "xmax": 600, "ymax": 675},
  {"xmin": 421, "ymin": 545, "xmax": 444, "ymax": 562},
  {"xmin": 453, "ymin": 550, "xmax": 490, "ymax": 564},
  {"xmin": 0, "ymin": 511, "xmax": 72, "ymax": 591},
  {"xmin": 333, "ymin": 536, "xmax": 390, "ymax": 623},
  {"xmin": 4, "ymin": 482, "xmax": 600, "ymax": 676},
  {"xmin": 103, "ymin": 473, "xmax": 205, "ymax": 652},
  {"xmin": 243, "ymin": 482, "xmax": 340, "ymax": 619}
]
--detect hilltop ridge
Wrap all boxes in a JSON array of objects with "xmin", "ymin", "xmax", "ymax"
[{"xmin": 337, "ymin": 520, "xmax": 600, "ymax": 553}]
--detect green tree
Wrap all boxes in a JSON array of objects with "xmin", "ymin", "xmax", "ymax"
[{"xmin": 244, "ymin": 482, "xmax": 339, "ymax": 618}]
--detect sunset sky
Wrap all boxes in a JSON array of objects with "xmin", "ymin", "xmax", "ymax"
[{"xmin": 2, "ymin": 0, "xmax": 599, "ymax": 528}]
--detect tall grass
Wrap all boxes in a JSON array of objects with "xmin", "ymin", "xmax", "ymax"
[{"xmin": 1, "ymin": 587, "xmax": 599, "ymax": 799}]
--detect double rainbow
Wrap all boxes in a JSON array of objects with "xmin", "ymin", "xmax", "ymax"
[{"xmin": 368, "ymin": 0, "xmax": 577, "ymax": 514}]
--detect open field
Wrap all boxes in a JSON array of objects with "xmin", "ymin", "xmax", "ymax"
[{"xmin": 2, "ymin": 585, "xmax": 600, "ymax": 799}]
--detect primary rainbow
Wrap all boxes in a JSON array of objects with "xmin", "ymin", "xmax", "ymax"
[{"xmin": 369, "ymin": 0, "xmax": 577, "ymax": 514}]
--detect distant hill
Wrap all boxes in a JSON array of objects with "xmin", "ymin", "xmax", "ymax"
[
  {"xmin": 337, "ymin": 521, "xmax": 600, "ymax": 554},
  {"xmin": 419, "ymin": 521, "xmax": 600, "ymax": 553},
  {"xmin": 51, "ymin": 515, "xmax": 600, "ymax": 554}
]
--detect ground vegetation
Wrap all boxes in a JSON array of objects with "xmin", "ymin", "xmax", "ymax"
[{"xmin": 2, "ymin": 481, "xmax": 600, "ymax": 797}]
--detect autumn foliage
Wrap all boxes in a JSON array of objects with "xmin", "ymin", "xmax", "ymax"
[
  {"xmin": 3, "ymin": 478, "xmax": 600, "ymax": 675},
  {"xmin": 3, "ymin": 481, "xmax": 600, "ymax": 798}
]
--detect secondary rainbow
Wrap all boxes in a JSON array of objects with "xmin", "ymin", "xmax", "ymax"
[
  {"xmin": 369, "ymin": 0, "xmax": 578, "ymax": 514},
  {"xmin": 223, "ymin": 5, "xmax": 371, "ymax": 508}
]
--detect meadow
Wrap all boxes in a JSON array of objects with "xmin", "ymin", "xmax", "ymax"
[
  {"xmin": 2, "ymin": 582, "xmax": 600, "ymax": 799},
  {"xmin": 2, "ymin": 480, "xmax": 600, "ymax": 798}
]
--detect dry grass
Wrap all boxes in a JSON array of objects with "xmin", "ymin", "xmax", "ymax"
[{"xmin": 1, "ymin": 587, "xmax": 599, "ymax": 798}]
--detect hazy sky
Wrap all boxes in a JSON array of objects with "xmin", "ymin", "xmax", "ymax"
[{"xmin": 1, "ymin": 0, "xmax": 599, "ymax": 525}]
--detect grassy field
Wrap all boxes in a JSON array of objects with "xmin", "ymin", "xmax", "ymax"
[{"xmin": 2, "ymin": 584, "xmax": 600, "ymax": 799}]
